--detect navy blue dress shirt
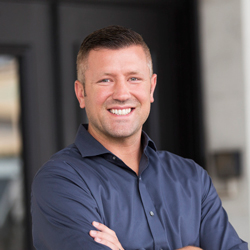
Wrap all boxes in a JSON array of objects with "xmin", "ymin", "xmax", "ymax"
[{"xmin": 31, "ymin": 124, "xmax": 248, "ymax": 250}]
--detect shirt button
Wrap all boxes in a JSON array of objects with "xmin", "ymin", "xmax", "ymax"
[
  {"xmin": 149, "ymin": 211, "xmax": 154, "ymax": 216},
  {"xmin": 139, "ymin": 177, "xmax": 142, "ymax": 180},
  {"xmin": 112, "ymin": 156, "xmax": 116, "ymax": 160}
]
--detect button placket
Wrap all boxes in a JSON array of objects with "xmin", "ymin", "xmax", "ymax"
[{"xmin": 138, "ymin": 179, "xmax": 167, "ymax": 248}]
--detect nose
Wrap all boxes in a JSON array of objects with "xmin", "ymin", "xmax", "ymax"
[{"xmin": 112, "ymin": 79, "xmax": 131, "ymax": 101}]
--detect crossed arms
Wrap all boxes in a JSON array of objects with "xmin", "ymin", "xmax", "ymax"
[
  {"xmin": 31, "ymin": 156, "xmax": 248, "ymax": 250},
  {"xmin": 89, "ymin": 221, "xmax": 202, "ymax": 250}
]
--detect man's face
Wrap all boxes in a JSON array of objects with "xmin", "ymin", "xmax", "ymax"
[{"xmin": 75, "ymin": 45, "xmax": 157, "ymax": 142}]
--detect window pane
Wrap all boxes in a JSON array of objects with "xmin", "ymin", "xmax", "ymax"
[{"xmin": 0, "ymin": 55, "xmax": 25, "ymax": 250}]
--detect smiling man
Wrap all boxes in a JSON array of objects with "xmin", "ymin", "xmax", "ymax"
[
  {"xmin": 75, "ymin": 43, "xmax": 156, "ymax": 175},
  {"xmin": 31, "ymin": 26, "xmax": 248, "ymax": 250}
]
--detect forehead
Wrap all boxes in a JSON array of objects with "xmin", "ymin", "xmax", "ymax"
[{"xmin": 86, "ymin": 45, "xmax": 148, "ymax": 70}]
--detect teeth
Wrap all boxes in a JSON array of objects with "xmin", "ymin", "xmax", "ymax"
[{"xmin": 110, "ymin": 108, "xmax": 132, "ymax": 115}]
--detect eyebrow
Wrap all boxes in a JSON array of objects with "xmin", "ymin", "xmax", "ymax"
[
  {"xmin": 101, "ymin": 71, "xmax": 141, "ymax": 76},
  {"xmin": 127, "ymin": 71, "xmax": 141, "ymax": 75}
]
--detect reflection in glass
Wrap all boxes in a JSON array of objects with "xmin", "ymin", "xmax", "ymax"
[{"xmin": 0, "ymin": 56, "xmax": 25, "ymax": 250}]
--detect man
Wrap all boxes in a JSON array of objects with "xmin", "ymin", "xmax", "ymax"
[{"xmin": 31, "ymin": 25, "xmax": 248, "ymax": 250}]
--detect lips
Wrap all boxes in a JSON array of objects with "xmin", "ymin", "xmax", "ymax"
[{"xmin": 109, "ymin": 108, "xmax": 132, "ymax": 115}]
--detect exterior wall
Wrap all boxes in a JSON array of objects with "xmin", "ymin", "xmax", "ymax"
[{"xmin": 200, "ymin": 0, "xmax": 249, "ymax": 242}]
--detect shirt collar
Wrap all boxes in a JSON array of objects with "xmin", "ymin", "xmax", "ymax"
[{"xmin": 74, "ymin": 124, "xmax": 157, "ymax": 158}]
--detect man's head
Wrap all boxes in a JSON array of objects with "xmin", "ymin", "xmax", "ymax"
[
  {"xmin": 75, "ymin": 26, "xmax": 157, "ymax": 144},
  {"xmin": 76, "ymin": 25, "xmax": 153, "ymax": 87}
]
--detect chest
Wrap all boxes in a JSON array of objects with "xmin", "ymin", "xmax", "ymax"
[{"xmin": 82, "ymin": 163, "xmax": 201, "ymax": 250}]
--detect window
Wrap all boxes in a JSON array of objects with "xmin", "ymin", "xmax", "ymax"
[{"xmin": 0, "ymin": 55, "xmax": 25, "ymax": 250}]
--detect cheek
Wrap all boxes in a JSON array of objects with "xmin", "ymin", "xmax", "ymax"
[
  {"xmin": 134, "ymin": 88, "xmax": 152, "ymax": 103},
  {"xmin": 89, "ymin": 88, "xmax": 111, "ymax": 107}
]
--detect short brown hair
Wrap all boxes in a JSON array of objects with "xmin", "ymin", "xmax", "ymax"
[{"xmin": 76, "ymin": 25, "xmax": 153, "ymax": 85}]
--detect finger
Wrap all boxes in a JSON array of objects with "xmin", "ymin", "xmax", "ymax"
[
  {"xmin": 89, "ymin": 230, "xmax": 116, "ymax": 244},
  {"xmin": 92, "ymin": 221, "xmax": 116, "ymax": 236},
  {"xmin": 176, "ymin": 247, "xmax": 203, "ymax": 250},
  {"xmin": 94, "ymin": 235, "xmax": 119, "ymax": 249},
  {"xmin": 89, "ymin": 230, "xmax": 122, "ymax": 250},
  {"xmin": 90, "ymin": 223, "xmax": 124, "ymax": 250}
]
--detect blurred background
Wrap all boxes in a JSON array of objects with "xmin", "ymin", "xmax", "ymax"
[{"xmin": 0, "ymin": 0, "xmax": 249, "ymax": 249}]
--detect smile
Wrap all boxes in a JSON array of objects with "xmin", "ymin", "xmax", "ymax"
[{"xmin": 109, "ymin": 108, "xmax": 132, "ymax": 115}]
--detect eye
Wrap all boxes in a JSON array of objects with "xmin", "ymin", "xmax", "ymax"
[
  {"xmin": 97, "ymin": 78, "xmax": 113, "ymax": 85},
  {"xmin": 129, "ymin": 77, "xmax": 139, "ymax": 81},
  {"xmin": 100, "ymin": 79, "xmax": 110, "ymax": 83}
]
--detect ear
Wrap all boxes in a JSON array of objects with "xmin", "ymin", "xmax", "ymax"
[
  {"xmin": 75, "ymin": 80, "xmax": 85, "ymax": 109},
  {"xmin": 150, "ymin": 74, "xmax": 157, "ymax": 103}
]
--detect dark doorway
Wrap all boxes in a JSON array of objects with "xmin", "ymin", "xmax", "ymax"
[{"xmin": 0, "ymin": 1, "xmax": 204, "ymax": 249}]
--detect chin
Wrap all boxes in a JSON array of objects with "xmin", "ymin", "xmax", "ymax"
[{"xmin": 106, "ymin": 126, "xmax": 141, "ymax": 139}]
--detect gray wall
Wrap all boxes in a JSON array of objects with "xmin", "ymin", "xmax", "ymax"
[{"xmin": 200, "ymin": 0, "xmax": 249, "ymax": 241}]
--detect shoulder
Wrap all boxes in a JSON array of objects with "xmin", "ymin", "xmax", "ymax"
[
  {"xmin": 32, "ymin": 143, "xmax": 87, "ymax": 196},
  {"xmin": 150, "ymin": 150, "xmax": 215, "ymax": 204},
  {"xmin": 148, "ymin": 149, "xmax": 212, "ymax": 193},
  {"xmin": 36, "ymin": 143, "xmax": 82, "ymax": 174},
  {"xmin": 153, "ymin": 149, "xmax": 205, "ymax": 177}
]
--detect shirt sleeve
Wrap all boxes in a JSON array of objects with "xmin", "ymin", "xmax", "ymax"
[
  {"xmin": 31, "ymin": 160, "xmax": 111, "ymax": 250},
  {"xmin": 199, "ymin": 166, "xmax": 248, "ymax": 250}
]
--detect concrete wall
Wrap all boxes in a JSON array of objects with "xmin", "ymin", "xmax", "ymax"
[{"xmin": 200, "ymin": 0, "xmax": 249, "ymax": 242}]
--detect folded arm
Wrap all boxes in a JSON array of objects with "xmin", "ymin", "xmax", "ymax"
[
  {"xmin": 31, "ymin": 162, "xmax": 111, "ymax": 250},
  {"xmin": 89, "ymin": 221, "xmax": 202, "ymax": 250}
]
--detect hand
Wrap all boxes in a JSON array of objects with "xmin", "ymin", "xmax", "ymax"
[
  {"xmin": 89, "ymin": 221, "xmax": 124, "ymax": 250},
  {"xmin": 176, "ymin": 247, "xmax": 203, "ymax": 250}
]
